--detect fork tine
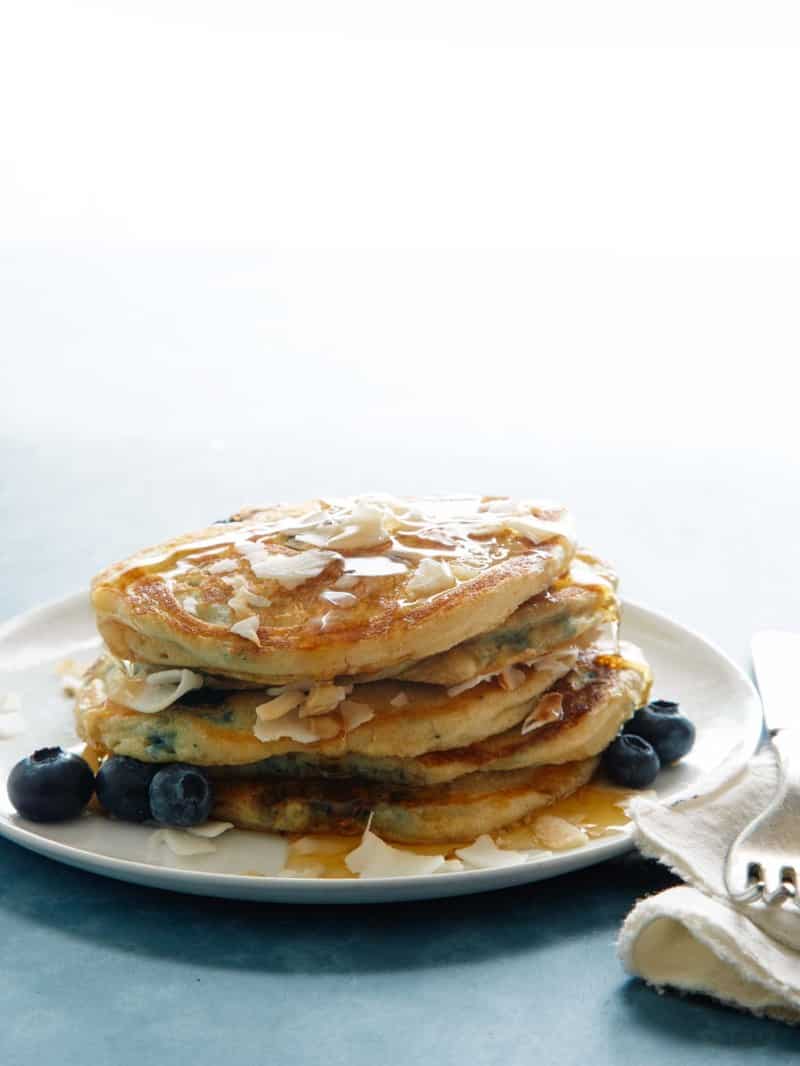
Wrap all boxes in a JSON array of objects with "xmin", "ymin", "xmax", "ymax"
[
  {"xmin": 763, "ymin": 881, "xmax": 791, "ymax": 905},
  {"xmin": 780, "ymin": 866, "xmax": 799, "ymax": 908},
  {"xmin": 729, "ymin": 861, "xmax": 766, "ymax": 904},
  {"xmin": 762, "ymin": 865, "xmax": 798, "ymax": 906}
]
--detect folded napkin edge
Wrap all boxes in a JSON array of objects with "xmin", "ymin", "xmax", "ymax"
[{"xmin": 618, "ymin": 885, "xmax": 800, "ymax": 1025}]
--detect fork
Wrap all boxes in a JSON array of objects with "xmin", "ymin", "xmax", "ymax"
[{"xmin": 723, "ymin": 631, "xmax": 800, "ymax": 908}]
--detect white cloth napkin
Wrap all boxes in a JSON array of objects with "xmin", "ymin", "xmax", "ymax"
[{"xmin": 618, "ymin": 745, "xmax": 800, "ymax": 1024}]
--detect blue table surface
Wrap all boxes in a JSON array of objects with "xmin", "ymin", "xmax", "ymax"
[{"xmin": 3, "ymin": 419, "xmax": 800, "ymax": 1064}]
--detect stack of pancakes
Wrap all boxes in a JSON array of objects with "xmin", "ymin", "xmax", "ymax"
[{"xmin": 76, "ymin": 495, "xmax": 652, "ymax": 844}]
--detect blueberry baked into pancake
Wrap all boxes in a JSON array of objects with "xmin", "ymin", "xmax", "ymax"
[{"xmin": 9, "ymin": 495, "xmax": 696, "ymax": 873}]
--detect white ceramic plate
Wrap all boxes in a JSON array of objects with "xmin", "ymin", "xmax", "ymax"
[{"xmin": 0, "ymin": 595, "xmax": 762, "ymax": 903}]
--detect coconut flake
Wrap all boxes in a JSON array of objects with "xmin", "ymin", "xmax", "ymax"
[
  {"xmin": 0, "ymin": 712, "xmax": 27, "ymax": 739},
  {"xmin": 447, "ymin": 672, "xmax": 496, "ymax": 698},
  {"xmin": 389, "ymin": 691, "xmax": 409, "ymax": 708},
  {"xmin": 405, "ymin": 557, "xmax": 456, "ymax": 599},
  {"xmin": 455, "ymin": 835, "xmax": 527, "ymax": 869},
  {"xmin": 521, "ymin": 692, "xmax": 565, "ymax": 735},
  {"xmin": 531, "ymin": 648, "xmax": 580, "ymax": 674},
  {"xmin": 472, "ymin": 502, "xmax": 575, "ymax": 545},
  {"xmin": 224, "ymin": 576, "xmax": 272, "ymax": 613},
  {"xmin": 339, "ymin": 700, "xmax": 375, "ymax": 732},
  {"xmin": 149, "ymin": 828, "xmax": 218, "ymax": 856},
  {"xmin": 182, "ymin": 596, "xmax": 199, "ymax": 616},
  {"xmin": 568, "ymin": 557, "xmax": 612, "ymax": 589},
  {"xmin": 345, "ymin": 826, "xmax": 447, "ymax": 878},
  {"xmin": 304, "ymin": 714, "xmax": 341, "ymax": 739},
  {"xmin": 499, "ymin": 665, "xmax": 526, "ymax": 692},
  {"xmin": 247, "ymin": 592, "xmax": 271, "ymax": 608},
  {"xmin": 229, "ymin": 615, "xmax": 261, "ymax": 646},
  {"xmin": 207, "ymin": 558, "xmax": 238, "ymax": 575},
  {"xmin": 245, "ymin": 549, "xmax": 340, "ymax": 589},
  {"xmin": 299, "ymin": 683, "xmax": 352, "ymax": 717},
  {"xmin": 256, "ymin": 690, "xmax": 306, "ymax": 721},
  {"xmin": 320, "ymin": 589, "xmax": 358, "ymax": 608},
  {"xmin": 333, "ymin": 574, "xmax": 359, "ymax": 591},
  {"xmin": 108, "ymin": 667, "xmax": 204, "ymax": 713},
  {"xmin": 293, "ymin": 499, "xmax": 392, "ymax": 552},
  {"xmin": 533, "ymin": 815, "xmax": 589, "ymax": 850},
  {"xmin": 253, "ymin": 707, "xmax": 321, "ymax": 744},
  {"xmin": 186, "ymin": 820, "xmax": 234, "ymax": 839}
]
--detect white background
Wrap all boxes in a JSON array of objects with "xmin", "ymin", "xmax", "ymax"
[{"xmin": 2, "ymin": 1, "xmax": 799, "ymax": 457}]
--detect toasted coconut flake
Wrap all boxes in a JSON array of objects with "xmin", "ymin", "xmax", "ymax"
[
  {"xmin": 389, "ymin": 691, "xmax": 409, "ymax": 708},
  {"xmin": 253, "ymin": 708, "xmax": 320, "ymax": 744},
  {"xmin": 225, "ymin": 575, "xmax": 272, "ymax": 615},
  {"xmin": 244, "ymin": 548, "xmax": 341, "ymax": 590},
  {"xmin": 455, "ymin": 835, "xmax": 527, "ymax": 869},
  {"xmin": 450, "ymin": 561, "xmax": 478, "ymax": 582},
  {"xmin": 294, "ymin": 499, "xmax": 392, "ymax": 552},
  {"xmin": 534, "ymin": 815, "xmax": 589, "ymax": 851},
  {"xmin": 207, "ymin": 558, "xmax": 238, "ymax": 575},
  {"xmin": 472, "ymin": 501, "xmax": 575, "ymax": 545},
  {"xmin": 521, "ymin": 692, "xmax": 564, "ymax": 735},
  {"xmin": 320, "ymin": 589, "xmax": 358, "ymax": 608},
  {"xmin": 568, "ymin": 557, "xmax": 612, "ymax": 589},
  {"xmin": 333, "ymin": 574, "xmax": 359, "ymax": 591},
  {"xmin": 339, "ymin": 700, "xmax": 375, "ymax": 731},
  {"xmin": 149, "ymin": 828, "xmax": 218, "ymax": 857},
  {"xmin": 229, "ymin": 615, "xmax": 261, "ymax": 646},
  {"xmin": 405, "ymin": 557, "xmax": 456, "ymax": 599},
  {"xmin": 255, "ymin": 691, "xmax": 306, "ymax": 721},
  {"xmin": 305, "ymin": 713, "xmax": 341, "ymax": 740},
  {"xmin": 447, "ymin": 672, "xmax": 495, "ymax": 698},
  {"xmin": 345, "ymin": 826, "xmax": 447, "ymax": 878},
  {"xmin": 498, "ymin": 665, "xmax": 526, "ymax": 691},
  {"xmin": 107, "ymin": 667, "xmax": 204, "ymax": 714},
  {"xmin": 531, "ymin": 648, "xmax": 580, "ymax": 673},
  {"xmin": 299, "ymin": 683, "xmax": 353, "ymax": 718}
]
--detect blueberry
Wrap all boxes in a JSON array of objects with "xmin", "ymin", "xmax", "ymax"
[
  {"xmin": 96, "ymin": 756, "xmax": 159, "ymax": 822},
  {"xmin": 149, "ymin": 764, "xmax": 213, "ymax": 827},
  {"xmin": 603, "ymin": 734, "xmax": 661, "ymax": 789},
  {"xmin": 7, "ymin": 747, "xmax": 95, "ymax": 822},
  {"xmin": 623, "ymin": 699, "xmax": 696, "ymax": 764}
]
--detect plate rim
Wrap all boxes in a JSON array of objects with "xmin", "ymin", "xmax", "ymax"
[{"xmin": 0, "ymin": 595, "xmax": 764, "ymax": 902}]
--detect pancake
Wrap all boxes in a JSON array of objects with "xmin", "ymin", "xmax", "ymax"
[
  {"xmin": 386, "ymin": 550, "xmax": 618, "ymax": 686},
  {"xmin": 210, "ymin": 757, "xmax": 598, "ymax": 843},
  {"xmin": 90, "ymin": 495, "xmax": 575, "ymax": 684},
  {"xmin": 207, "ymin": 642, "xmax": 650, "ymax": 786},
  {"xmin": 75, "ymin": 642, "xmax": 586, "ymax": 765}
]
